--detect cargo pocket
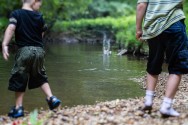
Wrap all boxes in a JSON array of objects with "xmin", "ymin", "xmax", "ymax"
[{"xmin": 176, "ymin": 50, "xmax": 188, "ymax": 73}]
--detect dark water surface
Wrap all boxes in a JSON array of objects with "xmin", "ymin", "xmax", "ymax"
[{"xmin": 0, "ymin": 43, "xmax": 146, "ymax": 115}]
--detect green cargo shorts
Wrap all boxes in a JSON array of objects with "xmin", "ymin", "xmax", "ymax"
[{"xmin": 8, "ymin": 46, "xmax": 48, "ymax": 92}]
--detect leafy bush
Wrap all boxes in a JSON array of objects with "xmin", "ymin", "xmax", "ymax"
[
  {"xmin": 53, "ymin": 16, "xmax": 141, "ymax": 52},
  {"xmin": 88, "ymin": 0, "xmax": 135, "ymax": 18},
  {"xmin": 0, "ymin": 18, "xmax": 8, "ymax": 42},
  {"xmin": 184, "ymin": 3, "xmax": 188, "ymax": 33}
]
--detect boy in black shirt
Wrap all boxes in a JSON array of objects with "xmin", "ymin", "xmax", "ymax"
[{"xmin": 2, "ymin": 0, "xmax": 61, "ymax": 118}]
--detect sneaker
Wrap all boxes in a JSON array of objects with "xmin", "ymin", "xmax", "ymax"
[
  {"xmin": 8, "ymin": 106, "xmax": 24, "ymax": 118},
  {"xmin": 141, "ymin": 105, "xmax": 152, "ymax": 114},
  {"xmin": 46, "ymin": 96, "xmax": 61, "ymax": 110},
  {"xmin": 160, "ymin": 107, "xmax": 180, "ymax": 118}
]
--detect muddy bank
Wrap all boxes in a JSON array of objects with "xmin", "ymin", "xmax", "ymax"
[
  {"xmin": 44, "ymin": 31, "xmax": 115, "ymax": 44},
  {"xmin": 1, "ymin": 73, "xmax": 188, "ymax": 125}
]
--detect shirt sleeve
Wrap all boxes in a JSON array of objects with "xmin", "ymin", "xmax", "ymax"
[
  {"xmin": 9, "ymin": 11, "xmax": 17, "ymax": 26},
  {"xmin": 137, "ymin": 0, "xmax": 148, "ymax": 3}
]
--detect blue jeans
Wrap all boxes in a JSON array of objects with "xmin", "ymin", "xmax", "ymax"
[{"xmin": 147, "ymin": 20, "xmax": 188, "ymax": 75}]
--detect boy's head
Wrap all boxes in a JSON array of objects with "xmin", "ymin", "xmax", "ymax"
[
  {"xmin": 32, "ymin": 0, "xmax": 42, "ymax": 11},
  {"xmin": 22, "ymin": 0, "xmax": 42, "ymax": 11}
]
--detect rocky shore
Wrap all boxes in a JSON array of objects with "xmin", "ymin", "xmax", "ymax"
[{"xmin": 1, "ymin": 72, "xmax": 188, "ymax": 125}]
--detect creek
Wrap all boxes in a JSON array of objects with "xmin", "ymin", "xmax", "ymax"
[{"xmin": 0, "ymin": 43, "xmax": 146, "ymax": 115}]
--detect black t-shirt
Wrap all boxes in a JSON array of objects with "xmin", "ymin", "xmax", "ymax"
[{"xmin": 9, "ymin": 9, "xmax": 47, "ymax": 47}]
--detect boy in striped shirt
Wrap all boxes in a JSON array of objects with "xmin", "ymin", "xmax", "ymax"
[{"xmin": 136, "ymin": 0, "xmax": 187, "ymax": 117}]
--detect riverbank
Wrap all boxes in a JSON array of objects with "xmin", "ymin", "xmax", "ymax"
[{"xmin": 1, "ymin": 72, "xmax": 188, "ymax": 125}]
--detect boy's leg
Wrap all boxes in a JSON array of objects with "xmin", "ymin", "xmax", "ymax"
[
  {"xmin": 28, "ymin": 47, "xmax": 61, "ymax": 110},
  {"xmin": 40, "ymin": 82, "xmax": 61, "ymax": 110},
  {"xmin": 160, "ymin": 74, "xmax": 181, "ymax": 117},
  {"xmin": 143, "ymin": 36, "xmax": 164, "ymax": 111},
  {"xmin": 40, "ymin": 82, "xmax": 53, "ymax": 100},
  {"xmin": 8, "ymin": 47, "xmax": 29, "ymax": 118},
  {"xmin": 165, "ymin": 74, "xmax": 181, "ymax": 98},
  {"xmin": 15, "ymin": 92, "xmax": 25, "ymax": 108},
  {"xmin": 146, "ymin": 73, "xmax": 158, "ymax": 91},
  {"xmin": 8, "ymin": 92, "xmax": 25, "ymax": 118},
  {"xmin": 144, "ymin": 73, "xmax": 158, "ymax": 106},
  {"xmin": 159, "ymin": 20, "xmax": 187, "ymax": 117},
  {"xmin": 142, "ymin": 73, "xmax": 158, "ymax": 111}
]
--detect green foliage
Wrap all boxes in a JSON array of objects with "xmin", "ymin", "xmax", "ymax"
[
  {"xmin": 88, "ymin": 0, "xmax": 135, "ymax": 18},
  {"xmin": 184, "ymin": 1, "xmax": 188, "ymax": 34},
  {"xmin": 0, "ymin": 0, "xmax": 21, "ymax": 17},
  {"xmin": 29, "ymin": 110, "xmax": 39, "ymax": 125},
  {"xmin": 53, "ymin": 16, "xmax": 140, "ymax": 50},
  {"xmin": 0, "ymin": 18, "xmax": 7, "ymax": 30},
  {"xmin": 106, "ymin": 0, "xmax": 137, "ymax": 6},
  {"xmin": 0, "ymin": 1, "xmax": 21, "ymax": 41},
  {"xmin": 0, "ymin": 0, "xmax": 92, "ymax": 27},
  {"xmin": 21, "ymin": 110, "xmax": 44, "ymax": 125},
  {"xmin": 41, "ymin": 0, "xmax": 92, "ymax": 22},
  {"xmin": 0, "ymin": 18, "xmax": 8, "ymax": 42}
]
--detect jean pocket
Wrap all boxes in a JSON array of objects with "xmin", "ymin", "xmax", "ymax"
[{"xmin": 164, "ymin": 20, "xmax": 184, "ymax": 33}]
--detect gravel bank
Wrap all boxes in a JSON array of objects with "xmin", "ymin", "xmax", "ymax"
[{"xmin": 1, "ymin": 72, "xmax": 188, "ymax": 125}]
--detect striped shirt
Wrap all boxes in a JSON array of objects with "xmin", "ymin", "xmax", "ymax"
[{"xmin": 137, "ymin": 0, "xmax": 186, "ymax": 39}]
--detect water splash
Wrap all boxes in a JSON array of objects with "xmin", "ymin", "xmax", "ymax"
[{"xmin": 103, "ymin": 32, "xmax": 111, "ymax": 55}]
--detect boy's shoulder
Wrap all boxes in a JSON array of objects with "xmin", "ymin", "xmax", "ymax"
[
  {"xmin": 10, "ymin": 9, "xmax": 26, "ymax": 17},
  {"xmin": 10, "ymin": 9, "xmax": 44, "ymax": 22},
  {"xmin": 11, "ymin": 9, "xmax": 42, "ymax": 16},
  {"xmin": 11, "ymin": 9, "xmax": 21, "ymax": 14}
]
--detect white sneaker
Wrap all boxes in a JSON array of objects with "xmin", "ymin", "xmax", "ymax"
[{"xmin": 160, "ymin": 107, "xmax": 180, "ymax": 117}]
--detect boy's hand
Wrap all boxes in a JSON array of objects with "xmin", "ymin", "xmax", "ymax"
[
  {"xmin": 2, "ymin": 45, "xmax": 9, "ymax": 60},
  {"xmin": 136, "ymin": 30, "xmax": 143, "ymax": 41},
  {"xmin": 136, "ymin": 30, "xmax": 144, "ymax": 42}
]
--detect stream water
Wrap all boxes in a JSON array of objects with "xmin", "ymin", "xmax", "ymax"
[{"xmin": 0, "ymin": 43, "xmax": 146, "ymax": 115}]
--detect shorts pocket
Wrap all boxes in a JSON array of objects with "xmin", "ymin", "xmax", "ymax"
[{"xmin": 175, "ymin": 50, "xmax": 188, "ymax": 73}]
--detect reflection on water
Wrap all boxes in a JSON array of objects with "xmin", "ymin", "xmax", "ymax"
[
  {"xmin": 0, "ymin": 43, "xmax": 146, "ymax": 114},
  {"xmin": 103, "ymin": 54, "xmax": 110, "ymax": 68}
]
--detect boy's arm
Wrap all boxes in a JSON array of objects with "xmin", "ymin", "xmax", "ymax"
[
  {"xmin": 2, "ymin": 24, "xmax": 16, "ymax": 60},
  {"xmin": 136, "ymin": 2, "xmax": 148, "ymax": 41}
]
